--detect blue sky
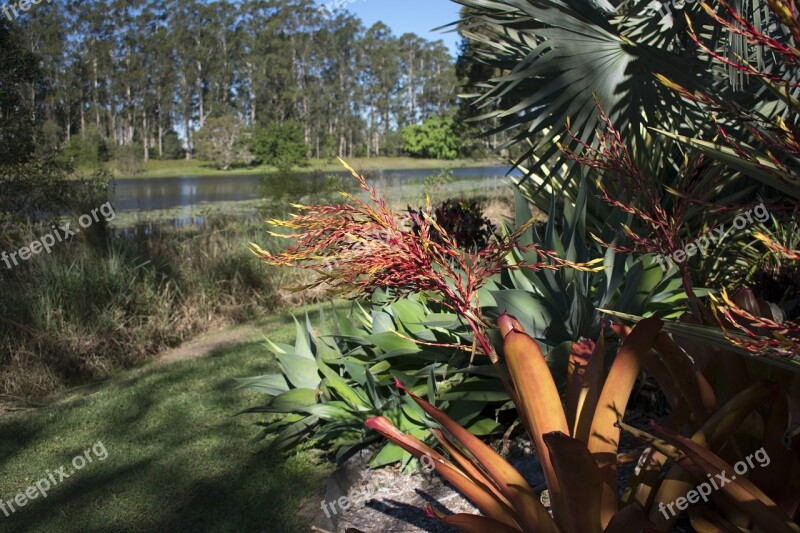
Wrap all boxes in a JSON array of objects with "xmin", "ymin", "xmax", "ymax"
[{"xmin": 343, "ymin": 0, "xmax": 463, "ymax": 56}]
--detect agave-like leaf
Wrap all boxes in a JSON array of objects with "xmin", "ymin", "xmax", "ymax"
[
  {"xmin": 267, "ymin": 415, "xmax": 320, "ymax": 453},
  {"xmin": 233, "ymin": 374, "xmax": 289, "ymax": 396}
]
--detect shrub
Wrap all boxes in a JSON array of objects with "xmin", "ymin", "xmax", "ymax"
[
  {"xmin": 114, "ymin": 143, "xmax": 143, "ymax": 176},
  {"xmin": 0, "ymin": 160, "xmax": 109, "ymax": 234},
  {"xmin": 59, "ymin": 124, "xmax": 112, "ymax": 168},
  {"xmin": 408, "ymin": 198, "xmax": 496, "ymax": 251},
  {"xmin": 251, "ymin": 120, "xmax": 308, "ymax": 169},
  {"xmin": 160, "ymin": 130, "xmax": 185, "ymax": 160},
  {"xmin": 194, "ymin": 114, "xmax": 252, "ymax": 170},
  {"xmin": 401, "ymin": 116, "xmax": 462, "ymax": 160}
]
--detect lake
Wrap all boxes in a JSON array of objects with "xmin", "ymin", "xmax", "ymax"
[{"xmin": 110, "ymin": 166, "xmax": 521, "ymax": 212}]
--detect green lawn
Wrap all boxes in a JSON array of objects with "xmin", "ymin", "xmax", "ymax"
[
  {"xmin": 89, "ymin": 156, "xmax": 502, "ymax": 179},
  {"xmin": 0, "ymin": 310, "xmax": 332, "ymax": 533}
]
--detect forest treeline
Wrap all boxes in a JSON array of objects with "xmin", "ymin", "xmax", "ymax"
[{"xmin": 10, "ymin": 0, "xmax": 464, "ymax": 164}]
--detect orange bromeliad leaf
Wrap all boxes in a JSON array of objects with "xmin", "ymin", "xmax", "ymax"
[
  {"xmin": 501, "ymin": 322, "xmax": 570, "ymax": 526},
  {"xmin": 648, "ymin": 380, "xmax": 780, "ymax": 529},
  {"xmin": 587, "ymin": 315, "xmax": 663, "ymax": 527},
  {"xmin": 543, "ymin": 431, "xmax": 604, "ymax": 533},
  {"xmin": 431, "ymin": 428, "xmax": 513, "ymax": 509},
  {"xmin": 602, "ymin": 503, "xmax": 658, "ymax": 533},
  {"xmin": 566, "ymin": 338, "xmax": 595, "ymax": 433},
  {"xmin": 392, "ymin": 379, "xmax": 556, "ymax": 533},
  {"xmin": 573, "ymin": 330, "xmax": 606, "ymax": 444},
  {"xmin": 425, "ymin": 504, "xmax": 522, "ymax": 533},
  {"xmin": 650, "ymin": 422, "xmax": 800, "ymax": 533},
  {"xmin": 654, "ymin": 332, "xmax": 715, "ymax": 424},
  {"xmin": 365, "ymin": 417, "xmax": 520, "ymax": 528}
]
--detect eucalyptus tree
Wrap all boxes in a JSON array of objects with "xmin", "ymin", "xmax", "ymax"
[
  {"xmin": 359, "ymin": 22, "xmax": 402, "ymax": 156},
  {"xmin": 0, "ymin": 18, "xmax": 39, "ymax": 164},
  {"xmin": 10, "ymin": 0, "xmax": 460, "ymax": 164}
]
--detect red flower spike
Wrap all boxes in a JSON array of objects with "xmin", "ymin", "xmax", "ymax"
[{"xmin": 250, "ymin": 159, "xmax": 603, "ymax": 362}]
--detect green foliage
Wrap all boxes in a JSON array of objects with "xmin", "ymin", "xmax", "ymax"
[
  {"xmin": 401, "ymin": 116, "xmax": 462, "ymax": 160},
  {"xmin": 0, "ymin": 160, "xmax": 109, "ymax": 234},
  {"xmin": 483, "ymin": 181, "xmax": 697, "ymax": 349},
  {"xmin": 251, "ymin": 121, "xmax": 308, "ymax": 169},
  {"xmin": 37, "ymin": 119, "xmax": 63, "ymax": 159},
  {"xmin": 59, "ymin": 124, "xmax": 112, "ymax": 168},
  {"xmin": 7, "ymin": 1, "xmax": 459, "ymax": 173},
  {"xmin": 194, "ymin": 114, "xmax": 252, "ymax": 171},
  {"xmin": 454, "ymin": 0, "xmax": 761, "ymax": 190},
  {"xmin": 160, "ymin": 130, "xmax": 185, "ymax": 160},
  {"xmin": 238, "ymin": 296, "xmax": 505, "ymax": 465},
  {"xmin": 422, "ymin": 168, "xmax": 454, "ymax": 197}
]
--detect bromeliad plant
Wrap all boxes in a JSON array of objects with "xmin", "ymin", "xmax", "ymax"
[
  {"xmin": 250, "ymin": 159, "xmax": 601, "ymax": 368},
  {"xmin": 247, "ymin": 159, "xmax": 600, "ymax": 460},
  {"xmin": 367, "ymin": 314, "xmax": 800, "ymax": 532}
]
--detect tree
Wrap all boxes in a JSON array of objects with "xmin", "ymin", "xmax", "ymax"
[
  {"xmin": 14, "ymin": 0, "xmax": 458, "ymax": 164},
  {"xmin": 401, "ymin": 116, "xmax": 462, "ymax": 160},
  {"xmin": 0, "ymin": 18, "xmax": 39, "ymax": 165},
  {"xmin": 194, "ymin": 113, "xmax": 251, "ymax": 170},
  {"xmin": 251, "ymin": 121, "xmax": 308, "ymax": 169}
]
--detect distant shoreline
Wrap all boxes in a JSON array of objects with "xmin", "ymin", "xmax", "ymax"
[{"xmin": 87, "ymin": 157, "xmax": 505, "ymax": 180}]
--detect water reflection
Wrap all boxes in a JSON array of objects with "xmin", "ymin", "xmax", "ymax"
[{"xmin": 109, "ymin": 166, "xmax": 521, "ymax": 226}]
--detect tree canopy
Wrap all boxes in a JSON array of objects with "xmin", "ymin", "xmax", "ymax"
[{"xmin": 10, "ymin": 0, "xmax": 458, "ymax": 164}]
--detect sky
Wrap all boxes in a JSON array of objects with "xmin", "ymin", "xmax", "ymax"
[{"xmin": 334, "ymin": 0, "xmax": 463, "ymax": 56}]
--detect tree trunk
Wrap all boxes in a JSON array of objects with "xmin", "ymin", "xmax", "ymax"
[
  {"xmin": 79, "ymin": 97, "xmax": 85, "ymax": 138},
  {"xmin": 156, "ymin": 85, "xmax": 163, "ymax": 158},
  {"xmin": 196, "ymin": 61, "xmax": 205, "ymax": 129},
  {"xmin": 92, "ymin": 55, "xmax": 100, "ymax": 127},
  {"xmin": 143, "ymin": 112, "xmax": 149, "ymax": 162}
]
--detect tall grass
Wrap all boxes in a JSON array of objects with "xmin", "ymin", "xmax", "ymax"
[
  {"xmin": 0, "ymin": 163, "xmax": 514, "ymax": 402},
  {"xmin": 0, "ymin": 216, "xmax": 289, "ymax": 401}
]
